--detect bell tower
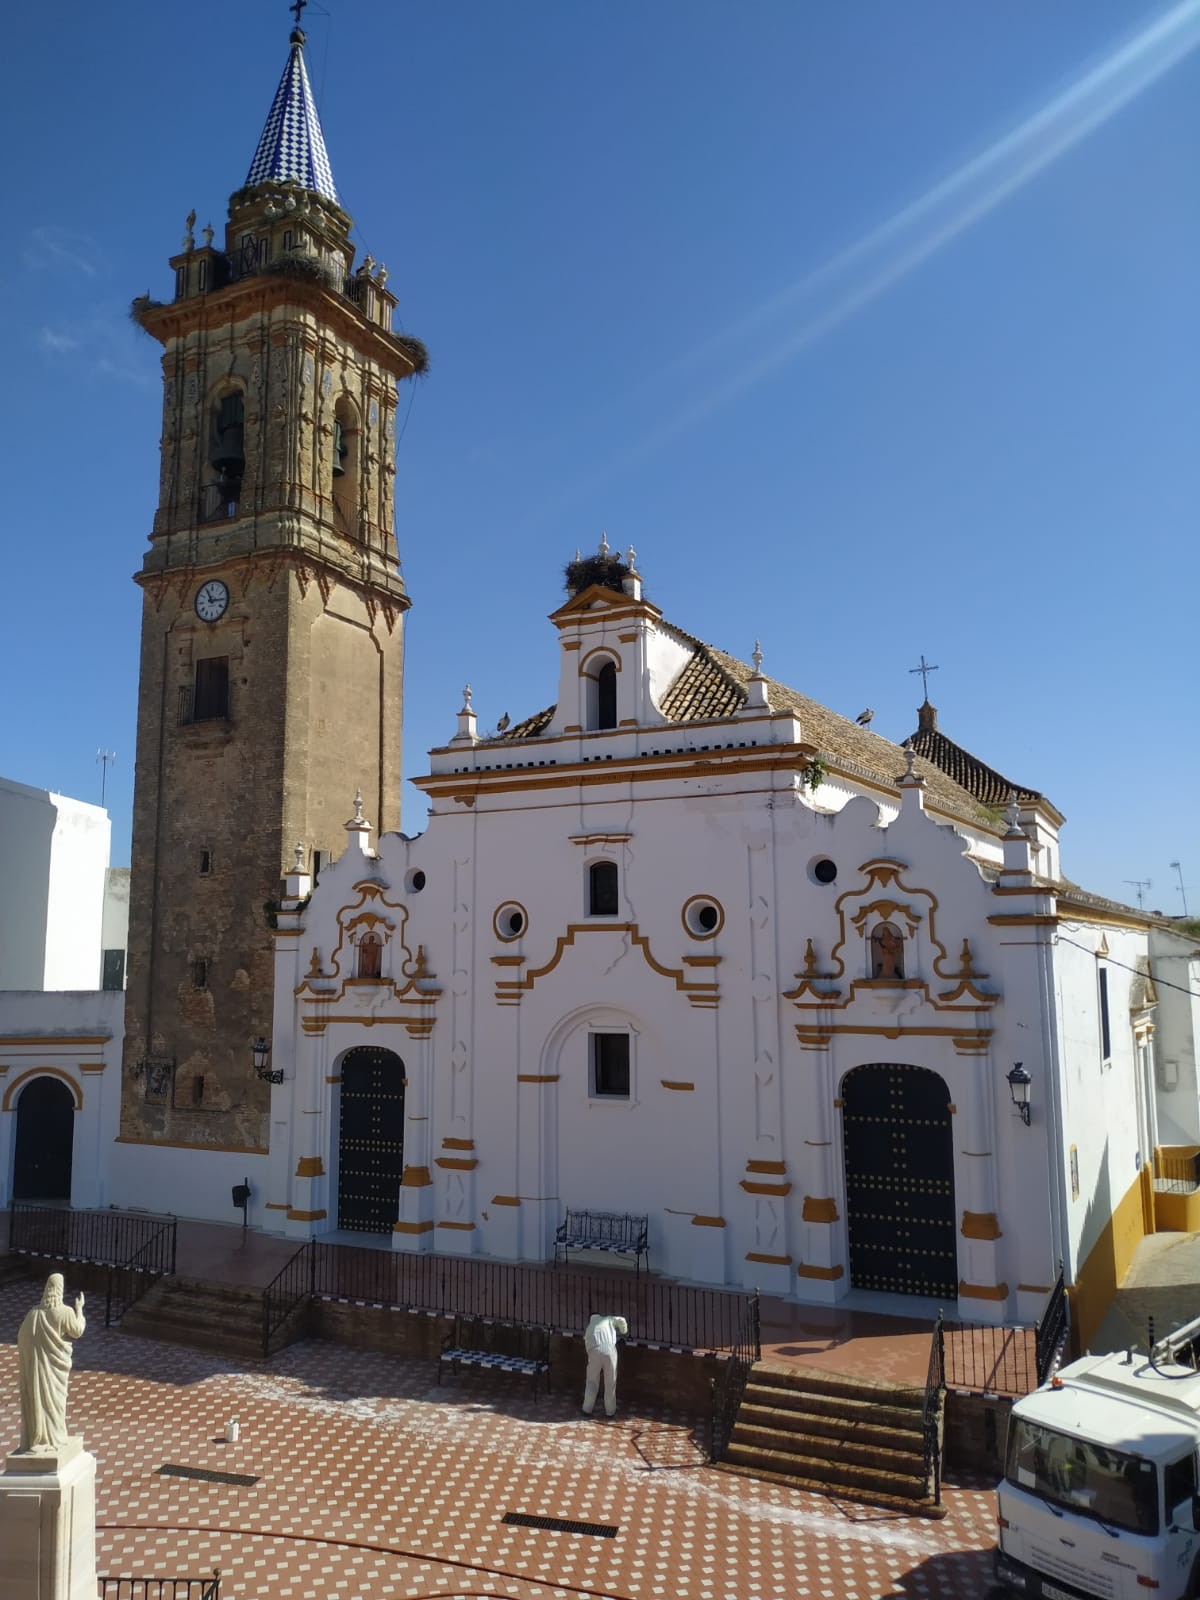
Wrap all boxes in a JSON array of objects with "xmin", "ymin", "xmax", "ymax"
[{"xmin": 121, "ymin": 20, "xmax": 426, "ymax": 1149}]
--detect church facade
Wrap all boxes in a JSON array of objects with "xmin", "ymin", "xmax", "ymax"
[{"xmin": 5, "ymin": 19, "xmax": 1194, "ymax": 1349}]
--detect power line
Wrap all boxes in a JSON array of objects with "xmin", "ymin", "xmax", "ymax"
[{"xmin": 1056, "ymin": 933, "xmax": 1200, "ymax": 1001}]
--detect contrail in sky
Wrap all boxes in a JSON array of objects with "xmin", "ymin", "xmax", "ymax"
[{"xmin": 561, "ymin": 0, "xmax": 1200, "ymax": 502}]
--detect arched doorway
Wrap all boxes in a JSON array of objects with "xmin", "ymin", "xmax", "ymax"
[
  {"xmin": 12, "ymin": 1076, "xmax": 75, "ymax": 1201},
  {"xmin": 337, "ymin": 1046, "xmax": 405, "ymax": 1234},
  {"xmin": 841, "ymin": 1063, "xmax": 957, "ymax": 1299}
]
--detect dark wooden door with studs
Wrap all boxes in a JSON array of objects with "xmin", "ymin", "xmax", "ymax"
[
  {"xmin": 842, "ymin": 1062, "xmax": 957, "ymax": 1299},
  {"xmin": 337, "ymin": 1046, "xmax": 405, "ymax": 1233}
]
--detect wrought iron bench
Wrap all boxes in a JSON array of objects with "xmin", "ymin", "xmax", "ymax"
[
  {"xmin": 438, "ymin": 1315, "xmax": 550, "ymax": 1398},
  {"xmin": 554, "ymin": 1209, "xmax": 649, "ymax": 1276}
]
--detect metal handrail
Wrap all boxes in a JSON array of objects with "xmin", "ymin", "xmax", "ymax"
[
  {"xmin": 922, "ymin": 1310, "xmax": 946, "ymax": 1508},
  {"xmin": 710, "ymin": 1292, "xmax": 761, "ymax": 1461},
  {"xmin": 97, "ymin": 1576, "xmax": 220, "ymax": 1599},
  {"xmin": 1035, "ymin": 1261, "xmax": 1068, "ymax": 1384},
  {"xmin": 262, "ymin": 1240, "xmax": 315, "ymax": 1356}
]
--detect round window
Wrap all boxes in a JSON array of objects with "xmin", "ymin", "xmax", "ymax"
[
  {"xmin": 406, "ymin": 869, "xmax": 426, "ymax": 893},
  {"xmin": 812, "ymin": 858, "xmax": 837, "ymax": 885},
  {"xmin": 493, "ymin": 902, "xmax": 527, "ymax": 941},
  {"xmin": 682, "ymin": 896, "xmax": 724, "ymax": 939}
]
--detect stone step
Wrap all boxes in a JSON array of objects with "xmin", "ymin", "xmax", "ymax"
[
  {"xmin": 740, "ymin": 1382, "xmax": 925, "ymax": 1435},
  {"xmin": 713, "ymin": 1460, "xmax": 947, "ymax": 1519},
  {"xmin": 119, "ymin": 1277, "xmax": 268, "ymax": 1358},
  {"xmin": 750, "ymin": 1361, "xmax": 925, "ymax": 1410},
  {"xmin": 0, "ymin": 1255, "xmax": 30, "ymax": 1286},
  {"xmin": 724, "ymin": 1439, "xmax": 929, "ymax": 1500},
  {"xmin": 732, "ymin": 1415, "xmax": 925, "ymax": 1472}
]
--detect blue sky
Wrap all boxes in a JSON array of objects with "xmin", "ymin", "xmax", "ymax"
[{"xmin": 2, "ymin": 1, "xmax": 1197, "ymax": 912}]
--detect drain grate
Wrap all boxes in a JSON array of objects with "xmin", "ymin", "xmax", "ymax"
[
  {"xmin": 158, "ymin": 1463, "xmax": 260, "ymax": 1487},
  {"xmin": 503, "ymin": 1511, "xmax": 617, "ymax": 1538}
]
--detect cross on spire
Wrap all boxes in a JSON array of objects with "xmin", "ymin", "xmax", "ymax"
[
  {"xmin": 290, "ymin": 0, "xmax": 307, "ymax": 27},
  {"xmin": 909, "ymin": 654, "xmax": 939, "ymax": 699}
]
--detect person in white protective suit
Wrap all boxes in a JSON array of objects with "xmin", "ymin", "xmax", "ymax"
[{"xmin": 582, "ymin": 1312, "xmax": 628, "ymax": 1417}]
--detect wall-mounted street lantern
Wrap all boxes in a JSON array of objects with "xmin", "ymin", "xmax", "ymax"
[
  {"xmin": 1007, "ymin": 1061, "xmax": 1032, "ymax": 1126},
  {"xmin": 252, "ymin": 1036, "xmax": 284, "ymax": 1085}
]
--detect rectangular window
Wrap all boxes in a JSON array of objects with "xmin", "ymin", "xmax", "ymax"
[
  {"xmin": 198, "ymin": 258, "xmax": 208, "ymax": 293},
  {"xmin": 588, "ymin": 861, "xmax": 619, "ymax": 916},
  {"xmin": 312, "ymin": 850, "xmax": 325, "ymax": 884},
  {"xmin": 175, "ymin": 264, "xmax": 187, "ymax": 299},
  {"xmin": 192, "ymin": 657, "xmax": 229, "ymax": 721},
  {"xmin": 591, "ymin": 1033, "xmax": 630, "ymax": 1098},
  {"xmin": 1165, "ymin": 1453, "xmax": 1197, "ymax": 1519},
  {"xmin": 1099, "ymin": 965, "xmax": 1112, "ymax": 1063},
  {"xmin": 101, "ymin": 949, "xmax": 125, "ymax": 991},
  {"xmin": 199, "ymin": 849, "xmax": 212, "ymax": 875},
  {"xmin": 191, "ymin": 959, "xmax": 208, "ymax": 991}
]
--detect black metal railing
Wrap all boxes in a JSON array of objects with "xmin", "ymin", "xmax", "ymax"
[
  {"xmin": 263, "ymin": 1240, "xmax": 315, "ymax": 1356},
  {"xmin": 10, "ymin": 1204, "xmax": 177, "ymax": 1327},
  {"xmin": 1035, "ymin": 1261, "xmax": 1068, "ymax": 1383},
  {"xmin": 943, "ymin": 1319, "xmax": 1039, "ymax": 1397},
  {"xmin": 710, "ymin": 1292, "xmax": 761, "ymax": 1461},
  {"xmin": 98, "ymin": 1576, "xmax": 220, "ymax": 1599},
  {"xmin": 1155, "ymin": 1148, "xmax": 1200, "ymax": 1193},
  {"xmin": 922, "ymin": 1311, "xmax": 946, "ymax": 1509},
  {"xmin": 309, "ymin": 1241, "xmax": 754, "ymax": 1352}
]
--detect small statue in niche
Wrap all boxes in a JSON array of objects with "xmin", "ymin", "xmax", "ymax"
[
  {"xmin": 871, "ymin": 921, "xmax": 905, "ymax": 980},
  {"xmin": 357, "ymin": 931, "xmax": 382, "ymax": 980}
]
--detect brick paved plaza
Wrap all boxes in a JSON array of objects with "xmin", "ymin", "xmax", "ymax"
[{"xmin": 0, "ymin": 1276, "xmax": 1003, "ymax": 1599}]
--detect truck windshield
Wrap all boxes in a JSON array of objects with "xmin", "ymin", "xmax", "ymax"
[{"xmin": 1006, "ymin": 1418, "xmax": 1158, "ymax": 1536}]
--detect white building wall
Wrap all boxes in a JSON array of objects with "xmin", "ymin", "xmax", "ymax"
[{"xmin": 0, "ymin": 778, "xmax": 111, "ymax": 991}]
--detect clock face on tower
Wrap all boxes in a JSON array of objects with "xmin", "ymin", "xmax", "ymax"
[{"xmin": 195, "ymin": 580, "xmax": 229, "ymax": 623}]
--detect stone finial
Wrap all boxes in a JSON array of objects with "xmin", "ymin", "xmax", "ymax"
[
  {"xmin": 352, "ymin": 788, "xmax": 364, "ymax": 825},
  {"xmin": 574, "ymin": 548, "xmax": 581, "ymax": 562},
  {"xmin": 741, "ymin": 639, "xmax": 771, "ymax": 715},
  {"xmin": 452, "ymin": 685, "xmax": 479, "ymax": 745},
  {"xmin": 905, "ymin": 746, "xmax": 916, "ymax": 778},
  {"xmin": 626, "ymin": 544, "xmax": 638, "ymax": 571},
  {"xmin": 752, "ymin": 640, "xmax": 763, "ymax": 674},
  {"xmin": 202, "ymin": 222, "xmax": 214, "ymax": 248},
  {"xmin": 598, "ymin": 531, "xmax": 610, "ymax": 555},
  {"xmin": 184, "ymin": 209, "xmax": 196, "ymax": 249},
  {"xmin": 293, "ymin": 841, "xmax": 306, "ymax": 872},
  {"xmin": 377, "ymin": 264, "xmax": 389, "ymax": 287},
  {"xmin": 1004, "ymin": 790, "xmax": 1024, "ymax": 836}
]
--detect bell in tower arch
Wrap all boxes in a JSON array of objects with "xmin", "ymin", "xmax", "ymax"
[{"xmin": 212, "ymin": 392, "xmax": 245, "ymax": 478}]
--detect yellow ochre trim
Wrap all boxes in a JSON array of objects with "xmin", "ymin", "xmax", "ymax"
[
  {"xmin": 660, "ymin": 1080, "xmax": 695, "ymax": 1092},
  {"xmin": 961, "ymin": 1211, "xmax": 1002, "ymax": 1240},
  {"xmin": 442, "ymin": 1137, "xmax": 475, "ymax": 1150},
  {"xmin": 746, "ymin": 1161, "xmax": 787, "ymax": 1175},
  {"xmin": 2, "ymin": 1067, "xmax": 82, "ymax": 1112},
  {"xmin": 393, "ymin": 1220, "xmax": 435, "ymax": 1235},
  {"xmin": 114, "ymin": 1134, "xmax": 268, "ymax": 1155},
  {"xmin": 435, "ymin": 1157, "xmax": 478, "ymax": 1171},
  {"xmin": 401, "ymin": 1166, "xmax": 432, "ymax": 1188},
  {"xmin": 287, "ymin": 1209, "xmax": 327, "ymax": 1222},
  {"xmin": 491, "ymin": 1195, "xmax": 521, "ymax": 1207},
  {"xmin": 802, "ymin": 1197, "xmax": 839, "ymax": 1224},
  {"xmin": 437, "ymin": 1221, "xmax": 476, "ymax": 1231},
  {"xmin": 295, "ymin": 1157, "xmax": 325, "ymax": 1178},
  {"xmin": 958, "ymin": 1280, "xmax": 1010, "ymax": 1302},
  {"xmin": 740, "ymin": 1180, "xmax": 792, "ymax": 1197},
  {"xmin": 746, "ymin": 1252, "xmax": 791, "ymax": 1266},
  {"xmin": 518, "ymin": 1073, "xmax": 560, "ymax": 1083},
  {"xmin": 797, "ymin": 1263, "xmax": 844, "ymax": 1281},
  {"xmin": 691, "ymin": 1215, "xmax": 726, "ymax": 1228}
]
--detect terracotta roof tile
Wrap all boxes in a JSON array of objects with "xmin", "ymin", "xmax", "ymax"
[{"xmin": 903, "ymin": 705, "xmax": 1048, "ymax": 812}]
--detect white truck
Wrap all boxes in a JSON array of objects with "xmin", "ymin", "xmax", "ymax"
[{"xmin": 996, "ymin": 1319, "xmax": 1200, "ymax": 1600}]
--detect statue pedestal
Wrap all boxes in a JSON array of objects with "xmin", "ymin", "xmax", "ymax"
[{"xmin": 0, "ymin": 1440, "xmax": 97, "ymax": 1600}]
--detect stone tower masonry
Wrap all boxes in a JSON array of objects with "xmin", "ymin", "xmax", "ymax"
[{"xmin": 120, "ymin": 22, "xmax": 426, "ymax": 1150}]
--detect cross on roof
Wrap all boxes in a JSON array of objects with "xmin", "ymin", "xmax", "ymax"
[
  {"xmin": 290, "ymin": 0, "xmax": 306, "ymax": 26},
  {"xmin": 909, "ymin": 654, "xmax": 939, "ymax": 699}
]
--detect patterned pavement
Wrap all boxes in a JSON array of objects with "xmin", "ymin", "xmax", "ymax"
[{"xmin": 0, "ymin": 1276, "xmax": 1004, "ymax": 1600}]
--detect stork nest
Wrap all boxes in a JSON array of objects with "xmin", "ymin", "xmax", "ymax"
[{"xmin": 565, "ymin": 552, "xmax": 630, "ymax": 595}]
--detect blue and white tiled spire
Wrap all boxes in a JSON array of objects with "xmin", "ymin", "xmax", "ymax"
[{"xmin": 244, "ymin": 28, "xmax": 339, "ymax": 204}]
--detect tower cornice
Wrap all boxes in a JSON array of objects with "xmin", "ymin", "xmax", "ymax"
[{"xmin": 135, "ymin": 273, "xmax": 424, "ymax": 383}]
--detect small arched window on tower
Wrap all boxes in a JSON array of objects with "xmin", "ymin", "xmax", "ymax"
[
  {"xmin": 203, "ymin": 391, "xmax": 244, "ymax": 521},
  {"xmin": 332, "ymin": 398, "xmax": 358, "ymax": 538},
  {"xmin": 870, "ymin": 922, "xmax": 905, "ymax": 981},
  {"xmin": 588, "ymin": 861, "xmax": 619, "ymax": 917},
  {"xmin": 585, "ymin": 657, "xmax": 619, "ymax": 731},
  {"xmin": 357, "ymin": 931, "xmax": 382, "ymax": 980}
]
